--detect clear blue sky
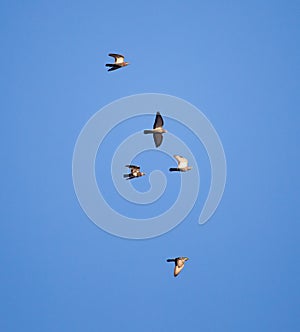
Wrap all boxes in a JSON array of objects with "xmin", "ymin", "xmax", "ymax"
[{"xmin": 1, "ymin": 1, "xmax": 300, "ymax": 331}]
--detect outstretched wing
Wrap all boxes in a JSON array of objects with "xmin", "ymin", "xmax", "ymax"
[
  {"xmin": 174, "ymin": 264, "xmax": 185, "ymax": 277},
  {"xmin": 153, "ymin": 112, "xmax": 164, "ymax": 129},
  {"xmin": 174, "ymin": 155, "xmax": 188, "ymax": 168},
  {"xmin": 109, "ymin": 53, "xmax": 125, "ymax": 64},
  {"xmin": 153, "ymin": 133, "xmax": 163, "ymax": 148},
  {"xmin": 107, "ymin": 66, "xmax": 119, "ymax": 72},
  {"xmin": 125, "ymin": 164, "xmax": 140, "ymax": 170}
]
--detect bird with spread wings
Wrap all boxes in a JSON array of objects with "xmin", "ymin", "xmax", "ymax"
[
  {"xmin": 166, "ymin": 257, "xmax": 189, "ymax": 277},
  {"xmin": 169, "ymin": 155, "xmax": 192, "ymax": 172},
  {"xmin": 143, "ymin": 112, "xmax": 167, "ymax": 148},
  {"xmin": 105, "ymin": 53, "xmax": 130, "ymax": 72},
  {"xmin": 123, "ymin": 165, "xmax": 145, "ymax": 180}
]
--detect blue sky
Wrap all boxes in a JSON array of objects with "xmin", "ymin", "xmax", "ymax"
[{"xmin": 1, "ymin": 1, "xmax": 300, "ymax": 331}]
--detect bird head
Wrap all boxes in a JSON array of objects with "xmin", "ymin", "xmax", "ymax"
[
  {"xmin": 183, "ymin": 257, "xmax": 189, "ymax": 261},
  {"xmin": 163, "ymin": 129, "xmax": 168, "ymax": 133},
  {"xmin": 125, "ymin": 62, "xmax": 130, "ymax": 66}
]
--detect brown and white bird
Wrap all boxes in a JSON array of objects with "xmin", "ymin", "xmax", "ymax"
[
  {"xmin": 144, "ymin": 112, "xmax": 167, "ymax": 148},
  {"xmin": 105, "ymin": 53, "xmax": 129, "ymax": 72},
  {"xmin": 169, "ymin": 155, "xmax": 192, "ymax": 172},
  {"xmin": 166, "ymin": 257, "xmax": 189, "ymax": 277},
  {"xmin": 123, "ymin": 165, "xmax": 145, "ymax": 180}
]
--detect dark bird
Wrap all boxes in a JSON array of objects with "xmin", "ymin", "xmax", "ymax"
[
  {"xmin": 166, "ymin": 257, "xmax": 189, "ymax": 277},
  {"xmin": 123, "ymin": 165, "xmax": 145, "ymax": 180},
  {"xmin": 169, "ymin": 155, "xmax": 192, "ymax": 172},
  {"xmin": 105, "ymin": 53, "xmax": 130, "ymax": 71},
  {"xmin": 144, "ymin": 112, "xmax": 167, "ymax": 147}
]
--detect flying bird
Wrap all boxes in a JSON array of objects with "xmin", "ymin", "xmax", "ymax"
[
  {"xmin": 169, "ymin": 155, "xmax": 192, "ymax": 172},
  {"xmin": 123, "ymin": 165, "xmax": 145, "ymax": 180},
  {"xmin": 144, "ymin": 112, "xmax": 167, "ymax": 147},
  {"xmin": 105, "ymin": 53, "xmax": 129, "ymax": 72},
  {"xmin": 166, "ymin": 257, "xmax": 189, "ymax": 277}
]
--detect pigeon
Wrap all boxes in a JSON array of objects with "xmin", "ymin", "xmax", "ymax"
[
  {"xmin": 166, "ymin": 257, "xmax": 189, "ymax": 277},
  {"xmin": 144, "ymin": 112, "xmax": 167, "ymax": 147},
  {"xmin": 123, "ymin": 165, "xmax": 145, "ymax": 180},
  {"xmin": 169, "ymin": 155, "xmax": 192, "ymax": 172},
  {"xmin": 105, "ymin": 53, "xmax": 129, "ymax": 72}
]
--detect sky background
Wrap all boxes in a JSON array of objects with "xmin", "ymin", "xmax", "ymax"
[{"xmin": 1, "ymin": 0, "xmax": 300, "ymax": 331}]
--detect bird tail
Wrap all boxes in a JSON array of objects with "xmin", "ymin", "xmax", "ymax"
[
  {"xmin": 143, "ymin": 130, "xmax": 153, "ymax": 134},
  {"xmin": 123, "ymin": 174, "xmax": 130, "ymax": 178},
  {"xmin": 169, "ymin": 168, "xmax": 180, "ymax": 172},
  {"xmin": 105, "ymin": 64, "xmax": 113, "ymax": 67},
  {"xmin": 166, "ymin": 259, "xmax": 175, "ymax": 262}
]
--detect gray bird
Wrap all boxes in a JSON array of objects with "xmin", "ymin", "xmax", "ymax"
[
  {"xmin": 105, "ymin": 53, "xmax": 130, "ymax": 72},
  {"xmin": 123, "ymin": 165, "xmax": 145, "ymax": 180},
  {"xmin": 144, "ymin": 112, "xmax": 167, "ymax": 147},
  {"xmin": 169, "ymin": 155, "xmax": 192, "ymax": 172},
  {"xmin": 166, "ymin": 257, "xmax": 189, "ymax": 277}
]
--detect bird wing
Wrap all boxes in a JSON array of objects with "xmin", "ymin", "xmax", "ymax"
[
  {"xmin": 107, "ymin": 66, "xmax": 119, "ymax": 72},
  {"xmin": 174, "ymin": 264, "xmax": 185, "ymax": 277},
  {"xmin": 153, "ymin": 133, "xmax": 163, "ymax": 148},
  {"xmin": 109, "ymin": 53, "xmax": 125, "ymax": 64},
  {"xmin": 126, "ymin": 164, "xmax": 140, "ymax": 170},
  {"xmin": 174, "ymin": 155, "xmax": 188, "ymax": 168},
  {"xmin": 153, "ymin": 112, "xmax": 164, "ymax": 129}
]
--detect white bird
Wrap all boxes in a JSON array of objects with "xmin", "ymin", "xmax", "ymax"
[
  {"xmin": 166, "ymin": 257, "xmax": 189, "ymax": 277},
  {"xmin": 144, "ymin": 112, "xmax": 167, "ymax": 147},
  {"xmin": 169, "ymin": 155, "xmax": 192, "ymax": 172},
  {"xmin": 105, "ymin": 53, "xmax": 130, "ymax": 72}
]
